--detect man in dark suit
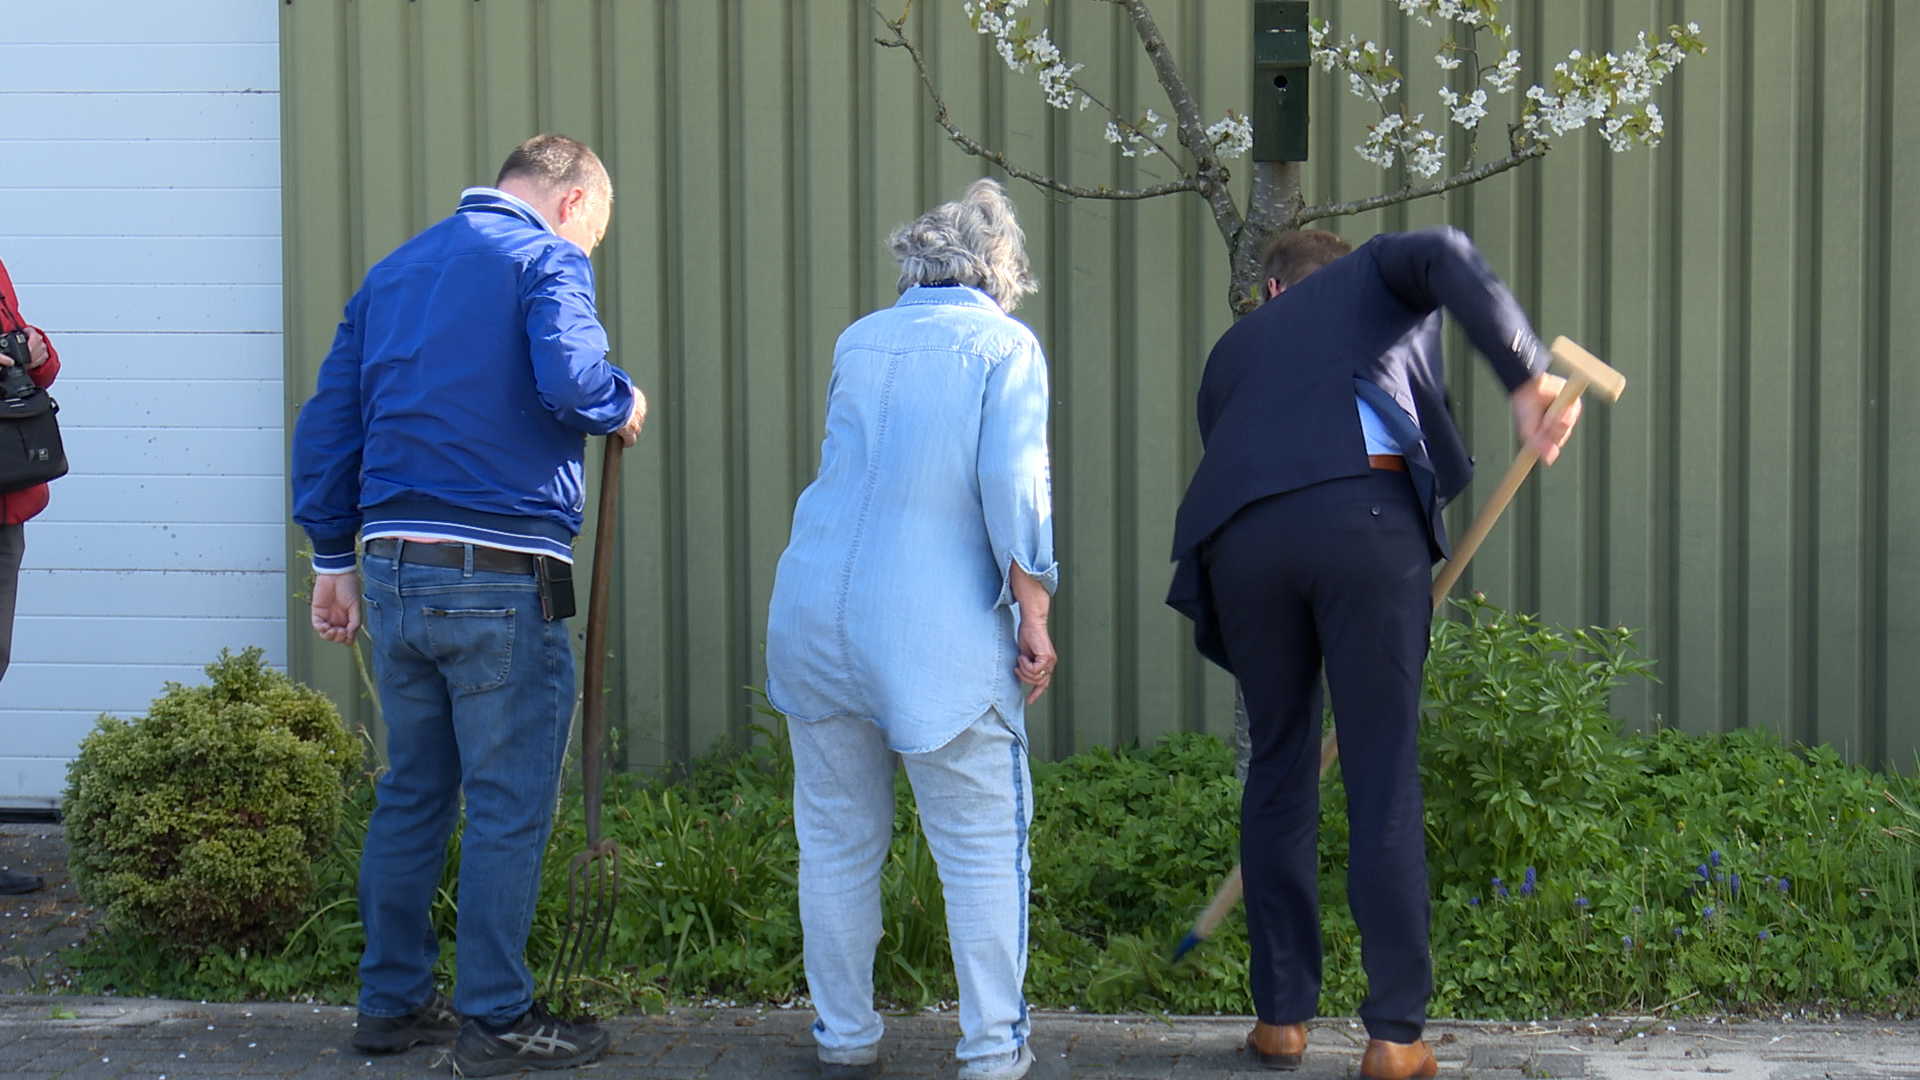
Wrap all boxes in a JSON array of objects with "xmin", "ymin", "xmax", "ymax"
[{"xmin": 1167, "ymin": 227, "xmax": 1579, "ymax": 1080}]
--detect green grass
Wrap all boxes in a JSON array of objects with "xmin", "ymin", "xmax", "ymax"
[{"xmin": 62, "ymin": 601, "xmax": 1920, "ymax": 1019}]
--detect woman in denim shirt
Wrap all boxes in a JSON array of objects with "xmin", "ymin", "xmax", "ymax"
[{"xmin": 766, "ymin": 180, "xmax": 1058, "ymax": 1080}]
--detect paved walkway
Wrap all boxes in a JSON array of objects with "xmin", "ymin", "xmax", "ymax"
[{"xmin": 2, "ymin": 996, "xmax": 1919, "ymax": 1079}]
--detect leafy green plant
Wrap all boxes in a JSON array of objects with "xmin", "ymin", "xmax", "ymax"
[
  {"xmin": 63, "ymin": 649, "xmax": 357, "ymax": 955},
  {"xmin": 1421, "ymin": 595, "xmax": 1655, "ymax": 884},
  {"xmin": 60, "ymin": 605, "xmax": 1920, "ymax": 1022}
]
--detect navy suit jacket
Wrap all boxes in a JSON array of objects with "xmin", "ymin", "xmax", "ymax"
[{"xmin": 1167, "ymin": 227, "xmax": 1546, "ymax": 671}]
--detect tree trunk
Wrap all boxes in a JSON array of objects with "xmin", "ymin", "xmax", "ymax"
[{"xmin": 1227, "ymin": 161, "xmax": 1305, "ymax": 318}]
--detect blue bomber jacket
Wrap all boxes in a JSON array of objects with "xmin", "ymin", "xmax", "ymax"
[{"xmin": 291, "ymin": 188, "xmax": 636, "ymax": 571}]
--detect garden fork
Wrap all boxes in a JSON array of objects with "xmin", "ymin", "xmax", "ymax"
[
  {"xmin": 1174, "ymin": 337, "xmax": 1626, "ymax": 962},
  {"xmin": 548, "ymin": 436, "xmax": 625, "ymax": 997}
]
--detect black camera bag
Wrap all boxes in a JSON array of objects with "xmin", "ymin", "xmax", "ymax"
[{"xmin": 0, "ymin": 329, "xmax": 68, "ymax": 494}]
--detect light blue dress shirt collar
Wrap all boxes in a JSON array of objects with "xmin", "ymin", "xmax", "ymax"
[{"xmin": 896, "ymin": 282, "xmax": 1003, "ymax": 312}]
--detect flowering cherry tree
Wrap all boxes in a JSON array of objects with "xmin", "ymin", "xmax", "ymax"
[{"xmin": 875, "ymin": 0, "xmax": 1706, "ymax": 315}]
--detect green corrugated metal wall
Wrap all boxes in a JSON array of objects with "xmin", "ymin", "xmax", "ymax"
[{"xmin": 280, "ymin": 0, "xmax": 1919, "ymax": 772}]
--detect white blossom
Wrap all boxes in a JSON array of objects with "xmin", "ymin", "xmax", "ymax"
[
  {"xmin": 1104, "ymin": 110, "xmax": 1169, "ymax": 158},
  {"xmin": 1396, "ymin": 0, "xmax": 1480, "ymax": 29},
  {"xmin": 965, "ymin": 0, "xmax": 1090, "ymax": 111},
  {"xmin": 1518, "ymin": 23, "xmax": 1700, "ymax": 151},
  {"xmin": 1446, "ymin": 86, "xmax": 1489, "ymax": 130},
  {"xmin": 1207, "ymin": 113, "xmax": 1255, "ymax": 160},
  {"xmin": 1436, "ymin": 53, "xmax": 1464, "ymax": 72},
  {"xmin": 1404, "ymin": 124, "xmax": 1446, "ymax": 177},
  {"xmin": 1487, "ymin": 50, "xmax": 1523, "ymax": 94}
]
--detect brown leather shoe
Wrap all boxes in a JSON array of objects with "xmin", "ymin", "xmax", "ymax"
[
  {"xmin": 1244, "ymin": 1021, "xmax": 1306, "ymax": 1069},
  {"xmin": 1359, "ymin": 1038, "xmax": 1437, "ymax": 1080}
]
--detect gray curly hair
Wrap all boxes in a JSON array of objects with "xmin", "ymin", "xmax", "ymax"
[{"xmin": 889, "ymin": 179, "xmax": 1038, "ymax": 311}]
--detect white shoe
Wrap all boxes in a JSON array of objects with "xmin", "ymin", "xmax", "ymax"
[
  {"xmin": 818, "ymin": 1042, "xmax": 880, "ymax": 1067},
  {"xmin": 958, "ymin": 1043, "xmax": 1035, "ymax": 1080}
]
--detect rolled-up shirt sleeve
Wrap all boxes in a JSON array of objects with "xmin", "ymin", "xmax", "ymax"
[{"xmin": 978, "ymin": 334, "xmax": 1059, "ymax": 608}]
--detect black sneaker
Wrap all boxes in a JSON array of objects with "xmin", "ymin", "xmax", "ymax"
[
  {"xmin": 451, "ymin": 1001, "xmax": 610, "ymax": 1076},
  {"xmin": 352, "ymin": 991, "xmax": 461, "ymax": 1053}
]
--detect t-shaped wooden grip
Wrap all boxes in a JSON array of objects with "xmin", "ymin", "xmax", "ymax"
[{"xmin": 1549, "ymin": 335, "xmax": 1627, "ymax": 403}]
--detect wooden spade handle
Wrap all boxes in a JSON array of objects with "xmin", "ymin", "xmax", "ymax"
[{"xmin": 1428, "ymin": 373, "xmax": 1590, "ymax": 608}]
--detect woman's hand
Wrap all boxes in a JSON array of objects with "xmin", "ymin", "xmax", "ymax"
[
  {"xmin": 1015, "ymin": 616, "xmax": 1056, "ymax": 704},
  {"xmin": 1008, "ymin": 561, "xmax": 1057, "ymax": 704}
]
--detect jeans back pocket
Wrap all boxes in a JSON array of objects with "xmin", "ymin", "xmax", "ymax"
[{"xmin": 423, "ymin": 608, "xmax": 516, "ymax": 694}]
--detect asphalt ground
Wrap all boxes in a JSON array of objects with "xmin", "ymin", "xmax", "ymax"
[
  {"xmin": 3, "ymin": 996, "xmax": 1920, "ymax": 1079},
  {"xmin": 9, "ymin": 826, "xmax": 1920, "ymax": 1078}
]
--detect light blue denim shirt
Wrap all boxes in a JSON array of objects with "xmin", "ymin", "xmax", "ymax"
[{"xmin": 765, "ymin": 284, "xmax": 1059, "ymax": 754}]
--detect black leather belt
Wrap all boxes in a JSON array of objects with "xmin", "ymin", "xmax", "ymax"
[{"xmin": 364, "ymin": 537, "xmax": 541, "ymax": 576}]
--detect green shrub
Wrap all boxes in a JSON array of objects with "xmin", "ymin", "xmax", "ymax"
[
  {"xmin": 1422, "ymin": 596, "xmax": 1655, "ymax": 884},
  {"xmin": 61, "ymin": 607, "xmax": 1920, "ymax": 1020},
  {"xmin": 63, "ymin": 648, "xmax": 357, "ymax": 955}
]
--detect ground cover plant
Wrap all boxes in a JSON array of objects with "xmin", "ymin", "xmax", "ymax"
[{"xmin": 62, "ymin": 601, "xmax": 1920, "ymax": 1019}]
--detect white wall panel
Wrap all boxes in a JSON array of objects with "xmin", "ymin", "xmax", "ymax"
[
  {"xmin": 0, "ymin": 141, "xmax": 280, "ymax": 191},
  {"xmin": 24, "ymin": 284, "xmax": 282, "ymax": 333},
  {"xmin": 0, "ymin": 761, "xmax": 78, "ymax": 808},
  {"xmin": 14, "ymin": 570, "xmax": 285, "ymax": 619},
  {"xmin": 2, "ymin": 238, "xmax": 282, "ymax": 285},
  {"xmin": 52, "ymin": 333, "xmax": 280, "ymax": 380},
  {"xmin": 5, "ymin": 0, "xmax": 275, "ymax": 45},
  {"xmin": 0, "ymin": 45, "xmax": 278, "ymax": 93},
  {"xmin": 3, "ymin": 664, "xmax": 220, "ymax": 712},
  {"xmin": 0, "ymin": 0, "xmax": 284, "ymax": 808},
  {"xmin": 13, "ymin": 616, "xmax": 284, "ymax": 667},
  {"xmin": 0, "ymin": 191, "xmax": 282, "ymax": 238},
  {"xmin": 63, "ymin": 428, "xmax": 284, "ymax": 477},
  {"xmin": 48, "ymin": 380, "xmax": 282, "ymax": 430},
  {"xmin": 24, "ymin": 524, "xmax": 283, "ymax": 572},
  {"xmin": 1, "ymin": 93, "xmax": 278, "ymax": 141}
]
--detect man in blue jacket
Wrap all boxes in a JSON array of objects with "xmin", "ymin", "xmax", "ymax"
[
  {"xmin": 1168, "ymin": 228, "xmax": 1578, "ymax": 1080},
  {"xmin": 292, "ymin": 133, "xmax": 643, "ymax": 1076}
]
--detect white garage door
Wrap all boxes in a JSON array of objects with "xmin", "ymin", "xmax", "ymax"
[{"xmin": 0, "ymin": 0, "xmax": 284, "ymax": 808}]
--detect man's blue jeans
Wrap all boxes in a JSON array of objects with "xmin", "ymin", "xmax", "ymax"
[{"xmin": 356, "ymin": 550, "xmax": 574, "ymax": 1027}]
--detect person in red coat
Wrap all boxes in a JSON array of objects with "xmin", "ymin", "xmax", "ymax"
[
  {"xmin": 0, "ymin": 255, "xmax": 57, "ymax": 895},
  {"xmin": 0, "ymin": 258, "xmax": 60, "ymax": 674}
]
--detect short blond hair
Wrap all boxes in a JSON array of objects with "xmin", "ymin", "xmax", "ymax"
[{"xmin": 889, "ymin": 179, "xmax": 1037, "ymax": 311}]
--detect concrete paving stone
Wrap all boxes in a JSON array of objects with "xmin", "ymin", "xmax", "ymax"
[
  {"xmin": 23, "ymin": 1049, "xmax": 113, "ymax": 1073},
  {"xmin": 1472, "ymin": 1048, "xmax": 1535, "ymax": 1070},
  {"xmin": 155, "ymin": 1061, "xmax": 259, "ymax": 1075},
  {"xmin": 1530, "ymin": 1051, "xmax": 1587, "ymax": 1078},
  {"xmin": 697, "ymin": 1047, "xmax": 821, "ymax": 1078},
  {"xmin": 643, "ymin": 1039, "xmax": 725, "ymax": 1070},
  {"xmin": 44, "ymin": 1064, "xmax": 140, "ymax": 1080}
]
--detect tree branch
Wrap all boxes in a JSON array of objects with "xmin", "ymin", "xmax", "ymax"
[
  {"xmin": 1116, "ymin": 0, "xmax": 1244, "ymax": 246},
  {"xmin": 872, "ymin": 5, "xmax": 1207, "ymax": 202},
  {"xmin": 1293, "ymin": 141, "xmax": 1549, "ymax": 227}
]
